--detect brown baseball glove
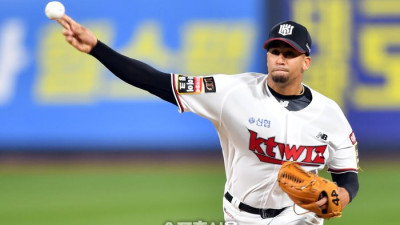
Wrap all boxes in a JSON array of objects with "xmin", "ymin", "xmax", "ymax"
[{"xmin": 277, "ymin": 161, "xmax": 342, "ymax": 219}]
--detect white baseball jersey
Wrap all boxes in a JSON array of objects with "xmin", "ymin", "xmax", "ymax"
[{"xmin": 171, "ymin": 72, "xmax": 359, "ymax": 209}]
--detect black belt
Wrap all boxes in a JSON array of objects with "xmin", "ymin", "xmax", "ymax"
[{"xmin": 224, "ymin": 192, "xmax": 286, "ymax": 219}]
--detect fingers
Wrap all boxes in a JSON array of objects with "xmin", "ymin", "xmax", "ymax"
[
  {"xmin": 316, "ymin": 197, "xmax": 328, "ymax": 210},
  {"xmin": 56, "ymin": 14, "xmax": 82, "ymax": 33},
  {"xmin": 56, "ymin": 14, "xmax": 96, "ymax": 53},
  {"xmin": 62, "ymin": 28, "xmax": 73, "ymax": 36},
  {"xmin": 56, "ymin": 15, "xmax": 71, "ymax": 30},
  {"xmin": 62, "ymin": 15, "xmax": 77, "ymax": 29}
]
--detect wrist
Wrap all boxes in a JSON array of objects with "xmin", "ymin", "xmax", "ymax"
[{"xmin": 338, "ymin": 187, "xmax": 350, "ymax": 210}]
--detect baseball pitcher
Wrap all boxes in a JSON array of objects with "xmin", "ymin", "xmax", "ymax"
[{"xmin": 56, "ymin": 14, "xmax": 359, "ymax": 225}]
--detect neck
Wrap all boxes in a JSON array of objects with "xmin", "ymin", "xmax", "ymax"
[
  {"xmin": 268, "ymin": 81, "xmax": 304, "ymax": 96},
  {"xmin": 267, "ymin": 74, "xmax": 305, "ymax": 96}
]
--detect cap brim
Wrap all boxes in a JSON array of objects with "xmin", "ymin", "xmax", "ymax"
[{"xmin": 263, "ymin": 38, "xmax": 306, "ymax": 54}]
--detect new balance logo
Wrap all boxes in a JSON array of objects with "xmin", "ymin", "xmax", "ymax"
[
  {"xmin": 278, "ymin": 24, "xmax": 294, "ymax": 36},
  {"xmin": 316, "ymin": 132, "xmax": 328, "ymax": 141}
]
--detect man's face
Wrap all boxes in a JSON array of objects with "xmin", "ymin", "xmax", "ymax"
[{"xmin": 266, "ymin": 42, "xmax": 310, "ymax": 85}]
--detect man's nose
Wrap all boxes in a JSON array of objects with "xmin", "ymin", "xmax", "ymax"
[{"xmin": 276, "ymin": 53, "xmax": 285, "ymax": 64}]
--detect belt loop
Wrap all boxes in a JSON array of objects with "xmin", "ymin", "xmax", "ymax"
[
  {"xmin": 231, "ymin": 196, "xmax": 241, "ymax": 209},
  {"xmin": 261, "ymin": 209, "xmax": 269, "ymax": 219}
]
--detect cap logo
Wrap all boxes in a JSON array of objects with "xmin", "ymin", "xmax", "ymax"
[{"xmin": 278, "ymin": 24, "xmax": 294, "ymax": 36}]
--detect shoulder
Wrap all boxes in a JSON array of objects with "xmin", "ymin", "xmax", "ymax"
[
  {"xmin": 308, "ymin": 86, "xmax": 348, "ymax": 121},
  {"xmin": 173, "ymin": 72, "xmax": 266, "ymax": 96},
  {"xmin": 212, "ymin": 72, "xmax": 267, "ymax": 87},
  {"xmin": 204, "ymin": 72, "xmax": 268, "ymax": 103},
  {"xmin": 309, "ymin": 87, "xmax": 341, "ymax": 109},
  {"xmin": 213, "ymin": 72, "xmax": 266, "ymax": 81}
]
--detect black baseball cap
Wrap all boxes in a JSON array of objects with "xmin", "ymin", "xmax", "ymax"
[{"xmin": 263, "ymin": 20, "xmax": 312, "ymax": 56}]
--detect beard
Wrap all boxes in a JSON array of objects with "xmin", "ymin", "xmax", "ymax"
[{"xmin": 270, "ymin": 72, "xmax": 289, "ymax": 83}]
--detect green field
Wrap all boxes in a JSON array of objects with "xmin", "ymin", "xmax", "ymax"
[{"xmin": 0, "ymin": 160, "xmax": 398, "ymax": 225}]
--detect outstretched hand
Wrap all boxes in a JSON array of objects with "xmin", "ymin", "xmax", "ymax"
[{"xmin": 57, "ymin": 15, "xmax": 97, "ymax": 53}]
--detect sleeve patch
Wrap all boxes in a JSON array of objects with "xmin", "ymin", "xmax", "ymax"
[
  {"xmin": 177, "ymin": 75, "xmax": 202, "ymax": 94},
  {"xmin": 203, "ymin": 76, "xmax": 216, "ymax": 93},
  {"xmin": 349, "ymin": 131, "xmax": 357, "ymax": 145}
]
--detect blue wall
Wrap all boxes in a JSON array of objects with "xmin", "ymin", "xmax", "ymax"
[
  {"xmin": 0, "ymin": 0, "xmax": 265, "ymax": 151},
  {"xmin": 1, "ymin": 0, "xmax": 399, "ymax": 152}
]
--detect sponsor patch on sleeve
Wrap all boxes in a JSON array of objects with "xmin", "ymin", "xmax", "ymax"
[
  {"xmin": 203, "ymin": 76, "xmax": 216, "ymax": 93},
  {"xmin": 177, "ymin": 75, "xmax": 202, "ymax": 94},
  {"xmin": 349, "ymin": 131, "xmax": 357, "ymax": 145}
]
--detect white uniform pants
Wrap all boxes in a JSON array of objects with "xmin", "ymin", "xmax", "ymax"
[{"xmin": 223, "ymin": 197, "xmax": 323, "ymax": 225}]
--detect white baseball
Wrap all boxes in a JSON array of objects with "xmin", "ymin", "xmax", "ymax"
[{"xmin": 45, "ymin": 1, "xmax": 65, "ymax": 20}]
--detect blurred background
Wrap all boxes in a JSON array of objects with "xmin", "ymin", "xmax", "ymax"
[{"xmin": 0, "ymin": 0, "xmax": 399, "ymax": 225}]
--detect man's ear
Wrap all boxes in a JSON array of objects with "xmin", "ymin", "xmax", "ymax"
[{"xmin": 303, "ymin": 56, "xmax": 311, "ymax": 71}]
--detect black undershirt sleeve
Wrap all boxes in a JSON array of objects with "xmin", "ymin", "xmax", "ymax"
[
  {"xmin": 89, "ymin": 40, "xmax": 177, "ymax": 105},
  {"xmin": 331, "ymin": 172, "xmax": 359, "ymax": 202}
]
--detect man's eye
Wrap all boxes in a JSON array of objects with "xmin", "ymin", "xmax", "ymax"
[
  {"xmin": 284, "ymin": 51, "xmax": 295, "ymax": 58},
  {"xmin": 270, "ymin": 49, "xmax": 280, "ymax": 55}
]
